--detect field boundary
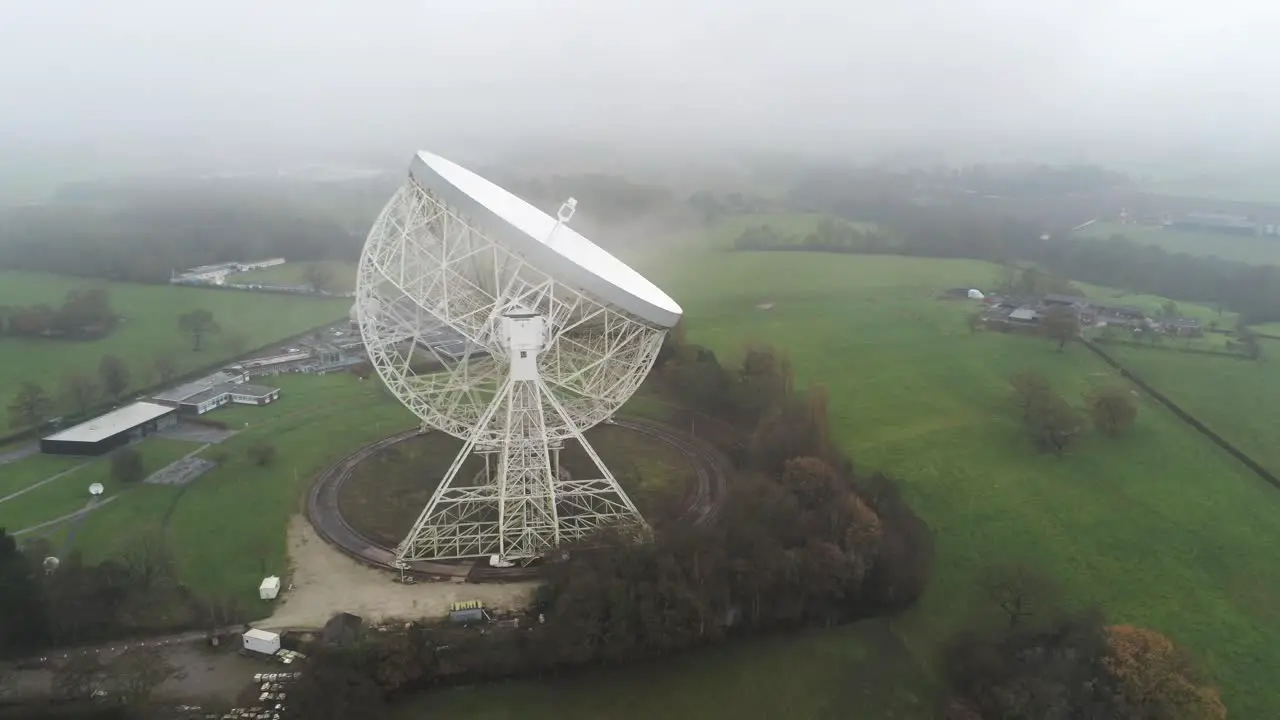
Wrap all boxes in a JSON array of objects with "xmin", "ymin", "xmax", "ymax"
[
  {"xmin": 1081, "ymin": 339, "xmax": 1280, "ymax": 490},
  {"xmin": 1089, "ymin": 337, "xmax": 1251, "ymax": 361}
]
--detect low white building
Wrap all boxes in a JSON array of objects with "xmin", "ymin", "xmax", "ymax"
[
  {"xmin": 243, "ymin": 628, "xmax": 281, "ymax": 656},
  {"xmin": 259, "ymin": 576, "xmax": 281, "ymax": 600},
  {"xmin": 41, "ymin": 402, "xmax": 178, "ymax": 456},
  {"xmin": 237, "ymin": 258, "xmax": 286, "ymax": 272}
]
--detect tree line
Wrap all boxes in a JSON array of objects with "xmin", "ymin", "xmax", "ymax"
[
  {"xmin": 780, "ymin": 167, "xmax": 1280, "ymax": 324},
  {"xmin": 0, "ymin": 290, "xmax": 117, "ymax": 340},
  {"xmin": 0, "ymin": 193, "xmax": 359, "ymax": 284},
  {"xmin": 733, "ymin": 218, "xmax": 897, "ymax": 254},
  {"xmin": 0, "ymin": 528, "xmax": 250, "ymax": 658},
  {"xmin": 944, "ymin": 563, "xmax": 1224, "ymax": 719},
  {"xmin": 1009, "ymin": 372, "xmax": 1138, "ymax": 456},
  {"xmin": 278, "ymin": 332, "xmax": 935, "ymax": 718}
]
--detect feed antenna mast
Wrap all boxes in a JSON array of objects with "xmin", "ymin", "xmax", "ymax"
[{"xmin": 355, "ymin": 151, "xmax": 683, "ymax": 564}]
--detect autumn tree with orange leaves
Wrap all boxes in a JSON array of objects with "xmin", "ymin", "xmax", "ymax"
[{"xmin": 1104, "ymin": 625, "xmax": 1226, "ymax": 720}]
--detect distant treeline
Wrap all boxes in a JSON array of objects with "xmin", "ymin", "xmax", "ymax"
[
  {"xmin": 734, "ymin": 217, "xmax": 896, "ymax": 253},
  {"xmin": 0, "ymin": 200, "xmax": 359, "ymax": 284},
  {"xmin": 776, "ymin": 167, "xmax": 1280, "ymax": 323},
  {"xmin": 0, "ymin": 171, "xmax": 708, "ymax": 285}
]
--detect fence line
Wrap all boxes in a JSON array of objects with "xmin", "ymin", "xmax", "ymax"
[{"xmin": 1081, "ymin": 339, "xmax": 1280, "ymax": 491}]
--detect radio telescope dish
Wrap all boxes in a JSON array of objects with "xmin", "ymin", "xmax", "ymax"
[
  {"xmin": 88, "ymin": 482, "xmax": 104, "ymax": 497},
  {"xmin": 356, "ymin": 151, "xmax": 683, "ymax": 563}
]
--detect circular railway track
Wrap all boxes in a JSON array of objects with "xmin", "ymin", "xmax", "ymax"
[{"xmin": 306, "ymin": 416, "xmax": 730, "ymax": 582}]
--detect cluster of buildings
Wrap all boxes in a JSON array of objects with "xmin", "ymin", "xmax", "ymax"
[
  {"xmin": 980, "ymin": 293, "xmax": 1203, "ymax": 338},
  {"xmin": 171, "ymin": 258, "xmax": 286, "ymax": 286},
  {"xmin": 1117, "ymin": 209, "xmax": 1280, "ymax": 237},
  {"xmin": 38, "ymin": 322, "xmax": 371, "ymax": 457}
]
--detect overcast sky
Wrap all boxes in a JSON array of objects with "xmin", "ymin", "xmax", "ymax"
[{"xmin": 2, "ymin": 0, "xmax": 1278, "ymax": 171}]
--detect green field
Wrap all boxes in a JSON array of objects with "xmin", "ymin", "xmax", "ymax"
[
  {"xmin": 404, "ymin": 620, "xmax": 934, "ymax": 720},
  {"xmin": 0, "ymin": 271, "xmax": 350, "ymax": 427},
  {"xmin": 1075, "ymin": 219, "xmax": 1280, "ymax": 266},
  {"xmin": 0, "ymin": 436, "xmax": 200, "ymax": 534},
  {"xmin": 235, "ymin": 260, "xmax": 358, "ymax": 293},
  {"xmin": 1105, "ymin": 343, "xmax": 1280, "ymax": 479},
  {"xmin": 67, "ymin": 373, "xmax": 415, "ymax": 608},
  {"xmin": 400, "ymin": 250, "xmax": 1280, "ymax": 717},
  {"xmin": 21, "ymin": 233, "xmax": 1280, "ymax": 715}
]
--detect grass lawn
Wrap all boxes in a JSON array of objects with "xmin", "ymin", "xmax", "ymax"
[
  {"xmin": 0, "ymin": 453, "xmax": 84, "ymax": 500},
  {"xmin": 0, "ymin": 270, "xmax": 351, "ymax": 428},
  {"xmin": 338, "ymin": 423, "xmax": 698, "ymax": 548},
  {"xmin": 1251, "ymin": 322, "xmax": 1280, "ymax": 336},
  {"xmin": 69, "ymin": 373, "xmax": 416, "ymax": 612},
  {"xmin": 645, "ymin": 250, "xmax": 1280, "ymax": 717},
  {"xmin": 0, "ymin": 437, "xmax": 201, "ymax": 533},
  {"xmin": 1075, "ymin": 220, "xmax": 1280, "ymax": 266},
  {"xmin": 35, "ymin": 232, "xmax": 1280, "ymax": 715},
  {"xmin": 235, "ymin": 260, "xmax": 357, "ymax": 293},
  {"xmin": 397, "ymin": 619, "xmax": 934, "ymax": 720},
  {"xmin": 1103, "ymin": 344, "xmax": 1280, "ymax": 479}
]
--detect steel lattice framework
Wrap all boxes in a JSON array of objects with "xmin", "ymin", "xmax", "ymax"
[{"xmin": 355, "ymin": 177, "xmax": 666, "ymax": 563}]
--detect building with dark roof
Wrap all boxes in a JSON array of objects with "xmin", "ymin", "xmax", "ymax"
[{"xmin": 175, "ymin": 383, "xmax": 280, "ymax": 416}]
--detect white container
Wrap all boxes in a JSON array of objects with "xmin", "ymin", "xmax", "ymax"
[
  {"xmin": 259, "ymin": 576, "xmax": 281, "ymax": 600},
  {"xmin": 243, "ymin": 628, "xmax": 281, "ymax": 656}
]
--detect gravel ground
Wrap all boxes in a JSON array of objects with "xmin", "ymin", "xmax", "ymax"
[
  {"xmin": 3, "ymin": 643, "xmax": 260, "ymax": 706},
  {"xmin": 264, "ymin": 515, "xmax": 536, "ymax": 629}
]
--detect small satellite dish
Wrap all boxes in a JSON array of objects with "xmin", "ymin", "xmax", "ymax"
[
  {"xmin": 43, "ymin": 556, "xmax": 60, "ymax": 573},
  {"xmin": 88, "ymin": 482, "xmax": 104, "ymax": 496},
  {"xmin": 968, "ymin": 289, "xmax": 985, "ymax": 300}
]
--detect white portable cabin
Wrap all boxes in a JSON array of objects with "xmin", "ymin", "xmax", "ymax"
[
  {"xmin": 259, "ymin": 576, "xmax": 281, "ymax": 600},
  {"xmin": 243, "ymin": 628, "xmax": 281, "ymax": 656}
]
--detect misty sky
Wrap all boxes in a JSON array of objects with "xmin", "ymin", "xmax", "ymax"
[{"xmin": 2, "ymin": 0, "xmax": 1279, "ymax": 169}]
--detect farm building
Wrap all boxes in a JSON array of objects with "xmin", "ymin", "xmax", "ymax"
[
  {"xmin": 40, "ymin": 402, "xmax": 177, "ymax": 456},
  {"xmin": 1161, "ymin": 317, "xmax": 1204, "ymax": 337}
]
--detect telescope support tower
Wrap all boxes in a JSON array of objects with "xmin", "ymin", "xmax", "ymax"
[{"xmin": 396, "ymin": 310, "xmax": 647, "ymax": 563}]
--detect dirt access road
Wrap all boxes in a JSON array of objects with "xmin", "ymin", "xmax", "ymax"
[{"xmin": 264, "ymin": 516, "xmax": 535, "ymax": 629}]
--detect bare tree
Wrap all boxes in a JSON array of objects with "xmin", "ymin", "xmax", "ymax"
[
  {"xmin": 98, "ymin": 354, "xmax": 131, "ymax": 400},
  {"xmin": 303, "ymin": 263, "xmax": 336, "ymax": 293},
  {"xmin": 110, "ymin": 448, "xmax": 145, "ymax": 484},
  {"xmin": 1041, "ymin": 306, "xmax": 1079, "ymax": 352},
  {"xmin": 8, "ymin": 381, "xmax": 53, "ymax": 428},
  {"xmin": 51, "ymin": 654, "xmax": 105, "ymax": 700},
  {"xmin": 178, "ymin": 309, "xmax": 220, "ymax": 351},
  {"xmin": 246, "ymin": 442, "xmax": 277, "ymax": 467},
  {"xmin": 1009, "ymin": 371, "xmax": 1051, "ymax": 420},
  {"xmin": 60, "ymin": 372, "xmax": 101, "ymax": 415},
  {"xmin": 118, "ymin": 532, "xmax": 173, "ymax": 591},
  {"xmin": 106, "ymin": 647, "xmax": 178, "ymax": 705},
  {"xmin": 1085, "ymin": 386, "xmax": 1138, "ymax": 437},
  {"xmin": 152, "ymin": 350, "xmax": 180, "ymax": 383},
  {"xmin": 980, "ymin": 564, "xmax": 1060, "ymax": 630}
]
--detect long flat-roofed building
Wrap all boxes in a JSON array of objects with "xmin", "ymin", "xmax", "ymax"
[{"xmin": 40, "ymin": 402, "xmax": 177, "ymax": 456}]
